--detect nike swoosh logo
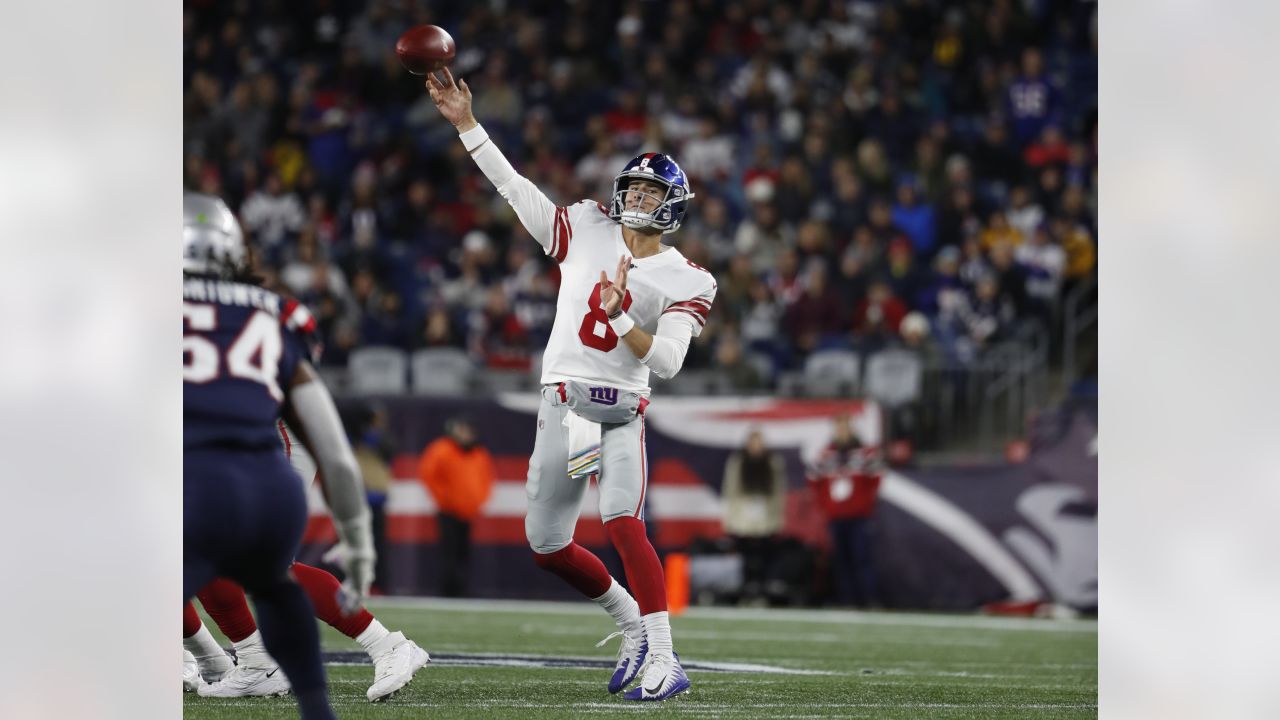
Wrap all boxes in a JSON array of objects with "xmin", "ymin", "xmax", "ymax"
[
  {"xmin": 265, "ymin": 669, "xmax": 278, "ymax": 678},
  {"xmin": 644, "ymin": 679, "xmax": 663, "ymax": 694}
]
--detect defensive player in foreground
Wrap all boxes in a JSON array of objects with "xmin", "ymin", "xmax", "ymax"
[
  {"xmin": 183, "ymin": 424, "xmax": 428, "ymax": 702},
  {"xmin": 184, "ymin": 192, "xmax": 375, "ymax": 720},
  {"xmin": 183, "ymin": 566, "xmax": 429, "ymax": 701},
  {"xmin": 426, "ymin": 69, "xmax": 715, "ymax": 701}
]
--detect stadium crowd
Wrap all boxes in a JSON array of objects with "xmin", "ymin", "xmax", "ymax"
[{"xmin": 184, "ymin": 0, "xmax": 1097, "ymax": 383}]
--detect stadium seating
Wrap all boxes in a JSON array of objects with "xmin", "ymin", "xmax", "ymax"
[
  {"xmin": 863, "ymin": 349, "xmax": 924, "ymax": 408},
  {"xmin": 410, "ymin": 347, "xmax": 475, "ymax": 395},
  {"xmin": 348, "ymin": 346, "xmax": 409, "ymax": 394},
  {"xmin": 803, "ymin": 350, "xmax": 861, "ymax": 397}
]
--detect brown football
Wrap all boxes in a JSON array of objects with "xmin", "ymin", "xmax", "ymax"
[{"xmin": 395, "ymin": 25, "xmax": 456, "ymax": 75}]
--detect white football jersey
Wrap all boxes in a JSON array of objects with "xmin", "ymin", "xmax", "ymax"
[
  {"xmin": 475, "ymin": 140, "xmax": 717, "ymax": 394},
  {"xmin": 539, "ymin": 200, "xmax": 717, "ymax": 393}
]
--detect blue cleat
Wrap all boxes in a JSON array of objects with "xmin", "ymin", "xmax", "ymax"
[
  {"xmin": 598, "ymin": 631, "xmax": 648, "ymax": 693},
  {"xmin": 622, "ymin": 653, "xmax": 690, "ymax": 702}
]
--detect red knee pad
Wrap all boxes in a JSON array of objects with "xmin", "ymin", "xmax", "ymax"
[
  {"xmin": 604, "ymin": 516, "xmax": 667, "ymax": 615},
  {"xmin": 532, "ymin": 543, "xmax": 612, "ymax": 598}
]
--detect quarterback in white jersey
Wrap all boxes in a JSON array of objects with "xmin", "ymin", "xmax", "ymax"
[{"xmin": 427, "ymin": 68, "xmax": 708, "ymax": 701}]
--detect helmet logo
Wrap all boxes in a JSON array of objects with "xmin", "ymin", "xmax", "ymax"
[{"xmin": 638, "ymin": 156, "xmax": 651, "ymax": 169}]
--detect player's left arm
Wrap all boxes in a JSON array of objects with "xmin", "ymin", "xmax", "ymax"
[
  {"xmin": 281, "ymin": 360, "xmax": 374, "ymax": 612},
  {"xmin": 600, "ymin": 256, "xmax": 715, "ymax": 379}
]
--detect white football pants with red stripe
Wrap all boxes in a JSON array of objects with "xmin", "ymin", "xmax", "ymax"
[{"xmin": 525, "ymin": 384, "xmax": 649, "ymax": 554}]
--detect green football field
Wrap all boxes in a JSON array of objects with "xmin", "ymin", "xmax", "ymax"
[{"xmin": 184, "ymin": 597, "xmax": 1097, "ymax": 719}]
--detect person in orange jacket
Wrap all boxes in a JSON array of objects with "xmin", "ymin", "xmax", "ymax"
[{"xmin": 417, "ymin": 417, "xmax": 495, "ymax": 597}]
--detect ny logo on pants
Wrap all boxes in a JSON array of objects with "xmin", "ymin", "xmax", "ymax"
[{"xmin": 588, "ymin": 386, "xmax": 618, "ymax": 405}]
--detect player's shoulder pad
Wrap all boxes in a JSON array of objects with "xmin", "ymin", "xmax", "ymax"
[
  {"xmin": 679, "ymin": 257, "xmax": 718, "ymax": 297},
  {"xmin": 281, "ymin": 297, "xmax": 323, "ymax": 362},
  {"xmin": 570, "ymin": 198, "xmax": 613, "ymax": 222}
]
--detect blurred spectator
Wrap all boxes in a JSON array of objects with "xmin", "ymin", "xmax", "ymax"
[
  {"xmin": 980, "ymin": 210, "xmax": 1024, "ymax": 251},
  {"xmin": 970, "ymin": 119, "xmax": 1022, "ymax": 189},
  {"xmin": 1005, "ymin": 184, "xmax": 1045, "ymax": 240},
  {"xmin": 1015, "ymin": 225, "xmax": 1068, "ymax": 320},
  {"xmin": 683, "ymin": 196, "xmax": 739, "ymax": 267},
  {"xmin": 883, "ymin": 237, "xmax": 924, "ymax": 308},
  {"xmin": 900, "ymin": 311, "xmax": 940, "ymax": 365},
  {"xmin": 1006, "ymin": 47, "xmax": 1059, "ymax": 148},
  {"xmin": 740, "ymin": 279, "xmax": 784, "ymax": 356},
  {"xmin": 713, "ymin": 330, "xmax": 764, "ymax": 391},
  {"xmin": 417, "ymin": 306, "xmax": 464, "ymax": 350},
  {"xmin": 936, "ymin": 185, "xmax": 982, "ymax": 249},
  {"xmin": 720, "ymin": 429, "xmax": 787, "ymax": 602},
  {"xmin": 682, "ymin": 115, "xmax": 737, "ymax": 188},
  {"xmin": 852, "ymin": 278, "xmax": 909, "ymax": 351},
  {"xmin": 890, "ymin": 177, "xmax": 937, "ymax": 260},
  {"xmin": 1053, "ymin": 217, "xmax": 1097, "ymax": 284},
  {"xmin": 808, "ymin": 415, "xmax": 884, "ymax": 608},
  {"xmin": 914, "ymin": 245, "xmax": 966, "ymax": 317},
  {"xmin": 784, "ymin": 261, "xmax": 844, "ymax": 357},
  {"xmin": 240, "ymin": 172, "xmax": 305, "ymax": 249},
  {"xmin": 469, "ymin": 286, "xmax": 532, "ymax": 370},
  {"xmin": 417, "ymin": 418, "xmax": 494, "ymax": 598},
  {"xmin": 1024, "ymin": 125, "xmax": 1072, "ymax": 169},
  {"xmin": 735, "ymin": 201, "xmax": 793, "ymax": 275}
]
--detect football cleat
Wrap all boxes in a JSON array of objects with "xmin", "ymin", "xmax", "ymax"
[
  {"xmin": 193, "ymin": 648, "xmax": 235, "ymax": 684},
  {"xmin": 183, "ymin": 650, "xmax": 200, "ymax": 692},
  {"xmin": 597, "ymin": 630, "xmax": 647, "ymax": 694},
  {"xmin": 623, "ymin": 652, "xmax": 690, "ymax": 702},
  {"xmin": 367, "ymin": 631, "xmax": 431, "ymax": 702},
  {"xmin": 197, "ymin": 657, "xmax": 292, "ymax": 698}
]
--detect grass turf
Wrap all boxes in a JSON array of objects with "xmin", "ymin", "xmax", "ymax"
[{"xmin": 184, "ymin": 597, "xmax": 1096, "ymax": 719}]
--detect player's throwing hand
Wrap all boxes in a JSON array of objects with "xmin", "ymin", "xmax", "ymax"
[
  {"xmin": 599, "ymin": 255, "xmax": 631, "ymax": 317},
  {"xmin": 425, "ymin": 67, "xmax": 475, "ymax": 129}
]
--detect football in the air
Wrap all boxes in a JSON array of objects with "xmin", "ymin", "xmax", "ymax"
[{"xmin": 396, "ymin": 25, "xmax": 456, "ymax": 75}]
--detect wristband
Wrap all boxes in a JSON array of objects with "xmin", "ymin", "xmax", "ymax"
[
  {"xmin": 608, "ymin": 311, "xmax": 635, "ymax": 337},
  {"xmin": 458, "ymin": 123, "xmax": 489, "ymax": 153}
]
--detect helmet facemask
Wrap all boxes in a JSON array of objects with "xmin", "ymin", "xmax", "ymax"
[{"xmin": 608, "ymin": 173, "xmax": 695, "ymax": 235}]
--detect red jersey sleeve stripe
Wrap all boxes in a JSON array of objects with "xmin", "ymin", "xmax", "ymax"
[
  {"xmin": 665, "ymin": 300, "xmax": 710, "ymax": 318},
  {"xmin": 662, "ymin": 307, "xmax": 707, "ymax": 326},
  {"xmin": 554, "ymin": 207, "xmax": 570, "ymax": 263},
  {"xmin": 549, "ymin": 209, "xmax": 562, "ymax": 259}
]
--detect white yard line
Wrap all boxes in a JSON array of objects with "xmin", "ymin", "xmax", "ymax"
[{"xmin": 367, "ymin": 596, "xmax": 1097, "ymax": 634}]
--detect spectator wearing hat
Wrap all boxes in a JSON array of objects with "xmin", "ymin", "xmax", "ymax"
[{"xmin": 891, "ymin": 177, "xmax": 938, "ymax": 261}]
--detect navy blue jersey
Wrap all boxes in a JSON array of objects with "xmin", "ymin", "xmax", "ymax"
[{"xmin": 183, "ymin": 276, "xmax": 318, "ymax": 449}]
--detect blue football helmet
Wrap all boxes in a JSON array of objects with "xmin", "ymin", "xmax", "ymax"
[{"xmin": 608, "ymin": 153, "xmax": 696, "ymax": 235}]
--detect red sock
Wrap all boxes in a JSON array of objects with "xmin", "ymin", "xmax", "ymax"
[
  {"xmin": 183, "ymin": 601, "xmax": 203, "ymax": 638},
  {"xmin": 605, "ymin": 517, "xmax": 667, "ymax": 614},
  {"xmin": 196, "ymin": 578, "xmax": 258, "ymax": 643},
  {"xmin": 290, "ymin": 561, "xmax": 375, "ymax": 639},
  {"xmin": 532, "ymin": 542, "xmax": 612, "ymax": 598}
]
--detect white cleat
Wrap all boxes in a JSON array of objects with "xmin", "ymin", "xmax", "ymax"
[
  {"xmin": 183, "ymin": 650, "xmax": 200, "ymax": 693},
  {"xmin": 597, "ymin": 630, "xmax": 648, "ymax": 694},
  {"xmin": 197, "ymin": 657, "xmax": 292, "ymax": 698},
  {"xmin": 623, "ymin": 653, "xmax": 691, "ymax": 702},
  {"xmin": 367, "ymin": 631, "xmax": 431, "ymax": 702},
  {"xmin": 193, "ymin": 649, "xmax": 235, "ymax": 684}
]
